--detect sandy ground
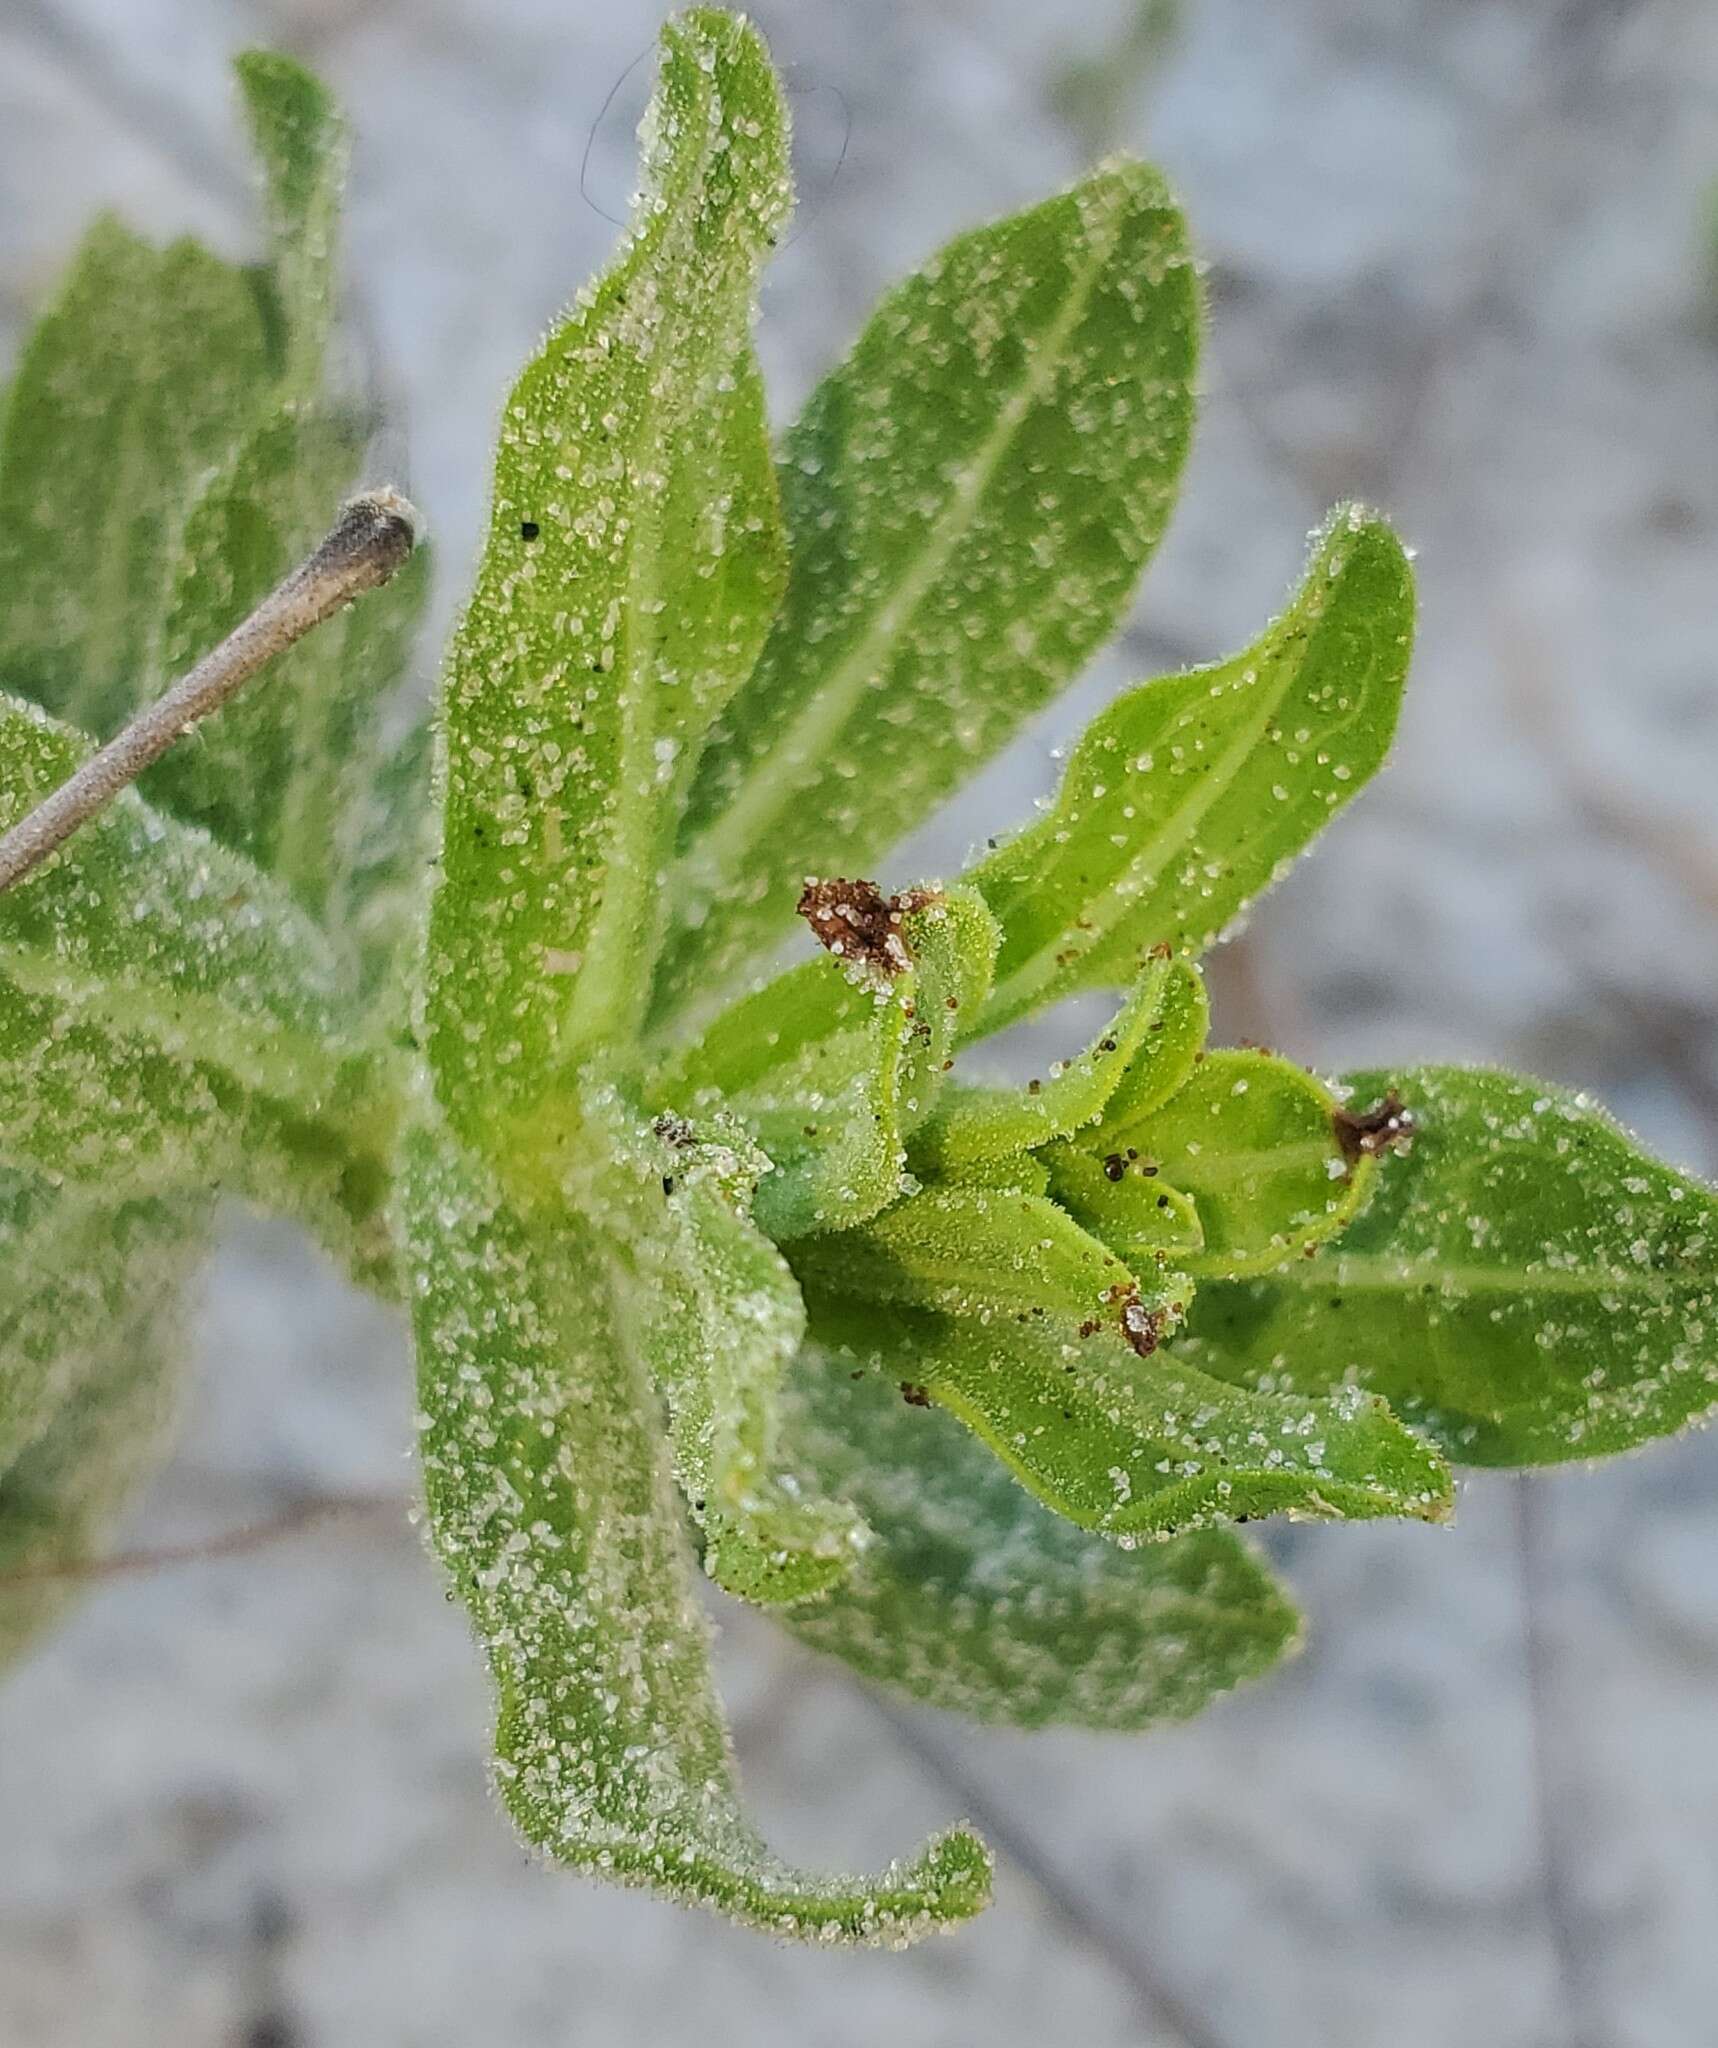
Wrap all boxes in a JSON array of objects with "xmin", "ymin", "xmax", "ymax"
[{"xmin": 2, "ymin": 2, "xmax": 1718, "ymax": 2043}]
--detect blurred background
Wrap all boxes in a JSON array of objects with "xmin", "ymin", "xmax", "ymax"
[{"xmin": 3, "ymin": 0, "xmax": 1717, "ymax": 2042}]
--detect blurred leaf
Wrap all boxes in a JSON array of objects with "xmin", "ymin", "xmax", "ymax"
[
  {"xmin": 0, "ymin": 1196, "xmax": 207, "ymax": 1674},
  {"xmin": 143, "ymin": 411, "xmax": 431, "ymax": 924},
  {"xmin": 780, "ymin": 1354, "xmax": 1300, "ymax": 1729},
  {"xmin": 427, "ymin": 11, "xmax": 791, "ymax": 1144},
  {"xmin": 806, "ymin": 1291, "xmax": 1451, "ymax": 1539},
  {"xmin": 1055, "ymin": 1047, "xmax": 1379, "ymax": 1278},
  {"xmin": 657, "ymin": 159, "xmax": 1200, "ymax": 1030},
  {"xmin": 400, "ymin": 1110, "xmax": 991, "ymax": 1941},
  {"xmin": 973, "ymin": 508, "xmax": 1413, "ymax": 1032},
  {"xmin": 1178, "ymin": 1066, "xmax": 1718, "ymax": 1466},
  {"xmin": 0, "ymin": 219, "xmax": 274, "ymax": 734},
  {"xmin": 236, "ymin": 48, "xmax": 348, "ymax": 397},
  {"xmin": 580, "ymin": 1078, "xmax": 864, "ymax": 1604}
]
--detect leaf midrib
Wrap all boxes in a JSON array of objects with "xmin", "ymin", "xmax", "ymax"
[{"xmin": 674, "ymin": 178, "xmax": 1136, "ymax": 910}]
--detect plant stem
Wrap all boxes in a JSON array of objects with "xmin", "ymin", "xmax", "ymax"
[{"xmin": 0, "ymin": 487, "xmax": 420, "ymax": 895}]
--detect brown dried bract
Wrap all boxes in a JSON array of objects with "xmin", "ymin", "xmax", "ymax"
[
  {"xmin": 1119, "ymin": 1293, "xmax": 1165, "ymax": 1358},
  {"xmin": 796, "ymin": 877, "xmax": 940, "ymax": 980},
  {"xmin": 1332, "ymin": 1088, "xmax": 1415, "ymax": 1164}
]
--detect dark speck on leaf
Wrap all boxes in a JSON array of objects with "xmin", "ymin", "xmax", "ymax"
[
  {"xmin": 900, "ymin": 1382, "xmax": 931, "ymax": 1408},
  {"xmin": 520, "ymin": 520, "xmax": 540, "ymax": 540}
]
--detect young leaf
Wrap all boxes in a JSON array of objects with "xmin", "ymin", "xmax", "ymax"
[
  {"xmin": 790, "ymin": 1183, "xmax": 1144, "ymax": 1327},
  {"xmin": 427, "ymin": 10, "xmax": 791, "ymax": 1144},
  {"xmin": 779, "ymin": 1355, "xmax": 1302, "ymax": 1729},
  {"xmin": 657, "ymin": 157, "xmax": 1201, "ymax": 1030},
  {"xmin": 1054, "ymin": 1047, "xmax": 1380, "ymax": 1278},
  {"xmin": 972, "ymin": 507, "xmax": 1414, "ymax": 1032},
  {"xmin": 400, "ymin": 1114, "xmax": 992, "ymax": 1942},
  {"xmin": 0, "ymin": 1203, "xmax": 204, "ymax": 1673},
  {"xmin": 909, "ymin": 950, "xmax": 1174, "ymax": 1176},
  {"xmin": 235, "ymin": 49, "xmax": 347, "ymax": 397},
  {"xmin": 660, "ymin": 886, "xmax": 998, "ymax": 1239},
  {"xmin": 0, "ymin": 220, "xmax": 274, "ymax": 734},
  {"xmin": 804, "ymin": 1292, "xmax": 1452, "ymax": 1540},
  {"xmin": 577, "ymin": 1078, "xmax": 864, "ymax": 1604},
  {"xmin": 1177, "ymin": 1066, "xmax": 1718, "ymax": 1466}
]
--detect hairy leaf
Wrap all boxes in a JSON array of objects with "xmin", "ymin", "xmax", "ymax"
[
  {"xmin": 1055, "ymin": 1047, "xmax": 1378, "ymax": 1278},
  {"xmin": 661, "ymin": 888, "xmax": 998, "ymax": 1238},
  {"xmin": 910, "ymin": 950, "xmax": 1174, "ymax": 1176},
  {"xmin": 0, "ymin": 695, "xmax": 396, "ymax": 1279},
  {"xmin": 805, "ymin": 1292, "xmax": 1451, "ymax": 1540},
  {"xmin": 427, "ymin": 10, "xmax": 791, "ymax": 1144},
  {"xmin": 400, "ymin": 1114, "xmax": 991, "ymax": 1941},
  {"xmin": 973, "ymin": 507, "xmax": 1413, "ymax": 1031},
  {"xmin": 658, "ymin": 158, "xmax": 1200, "ymax": 1029},
  {"xmin": 1177, "ymin": 1066, "xmax": 1718, "ymax": 1466},
  {"xmin": 579, "ymin": 1078, "xmax": 864, "ymax": 1604},
  {"xmin": 779, "ymin": 1355, "xmax": 1301, "ymax": 1728}
]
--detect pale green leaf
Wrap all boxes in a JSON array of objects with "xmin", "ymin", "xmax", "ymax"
[
  {"xmin": 143, "ymin": 410, "xmax": 431, "ymax": 923},
  {"xmin": 0, "ymin": 694, "xmax": 398, "ymax": 1283},
  {"xmin": 578, "ymin": 1077, "xmax": 864, "ymax": 1604},
  {"xmin": 0, "ymin": 219, "xmax": 274, "ymax": 734},
  {"xmin": 1177, "ymin": 1066, "xmax": 1718, "ymax": 1466},
  {"xmin": 0, "ymin": 1195, "xmax": 206, "ymax": 1674},
  {"xmin": 427, "ymin": 10, "xmax": 791, "ymax": 1147},
  {"xmin": 804, "ymin": 1292, "xmax": 1451, "ymax": 1539},
  {"xmin": 236, "ymin": 48, "xmax": 347, "ymax": 397},
  {"xmin": 972, "ymin": 507, "xmax": 1414, "ymax": 1031},
  {"xmin": 400, "ymin": 1113, "xmax": 991, "ymax": 1941},
  {"xmin": 779, "ymin": 1354, "xmax": 1301, "ymax": 1729},
  {"xmin": 657, "ymin": 157, "xmax": 1200, "ymax": 1031}
]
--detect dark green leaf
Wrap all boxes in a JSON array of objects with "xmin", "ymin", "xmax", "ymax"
[
  {"xmin": 779, "ymin": 1353, "xmax": 1301, "ymax": 1729},
  {"xmin": 1177, "ymin": 1066, "xmax": 1718, "ymax": 1466}
]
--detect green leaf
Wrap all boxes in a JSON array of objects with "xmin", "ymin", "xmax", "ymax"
[
  {"xmin": 577, "ymin": 1077, "xmax": 864, "ymax": 1604},
  {"xmin": 236, "ymin": 48, "xmax": 348, "ymax": 398},
  {"xmin": 0, "ymin": 1195, "xmax": 206, "ymax": 1674},
  {"xmin": 1054, "ymin": 1047, "xmax": 1378, "ymax": 1278},
  {"xmin": 779, "ymin": 1354, "xmax": 1301, "ymax": 1729},
  {"xmin": 971, "ymin": 506, "xmax": 1414, "ymax": 1032},
  {"xmin": 323, "ymin": 699, "xmax": 438, "ymax": 1007},
  {"xmin": 143, "ymin": 411, "xmax": 431, "ymax": 921},
  {"xmin": 0, "ymin": 694, "xmax": 398, "ymax": 1283},
  {"xmin": 909, "ymin": 950, "xmax": 1175, "ymax": 1176},
  {"xmin": 400, "ymin": 1113, "xmax": 991, "ymax": 1941},
  {"xmin": 661, "ymin": 886, "xmax": 998, "ymax": 1239},
  {"xmin": 427, "ymin": 10, "xmax": 791, "ymax": 1147},
  {"xmin": 804, "ymin": 1292, "xmax": 1451, "ymax": 1540},
  {"xmin": 791, "ymin": 1182, "xmax": 1145, "ymax": 1327},
  {"xmin": 0, "ymin": 219, "xmax": 274, "ymax": 734},
  {"xmin": 657, "ymin": 157, "xmax": 1200, "ymax": 1031},
  {"xmin": 1177, "ymin": 1066, "xmax": 1718, "ymax": 1467}
]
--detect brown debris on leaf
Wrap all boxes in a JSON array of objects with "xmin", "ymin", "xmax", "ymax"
[
  {"xmin": 1332, "ymin": 1088, "xmax": 1415, "ymax": 1164},
  {"xmin": 796, "ymin": 877, "xmax": 940, "ymax": 980},
  {"xmin": 1119, "ymin": 1293, "xmax": 1166, "ymax": 1358}
]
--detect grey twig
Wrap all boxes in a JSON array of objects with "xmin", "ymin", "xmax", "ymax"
[{"xmin": 0, "ymin": 488, "xmax": 419, "ymax": 896}]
